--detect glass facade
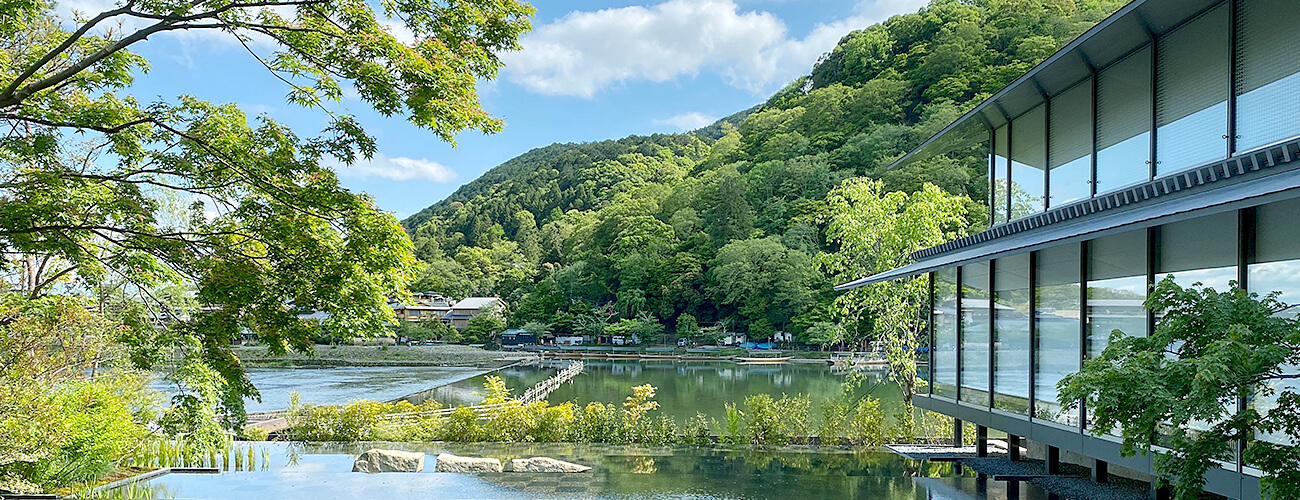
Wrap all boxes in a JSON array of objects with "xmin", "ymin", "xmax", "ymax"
[
  {"xmin": 1247, "ymin": 200, "xmax": 1300, "ymax": 447},
  {"xmin": 1011, "ymin": 106, "xmax": 1046, "ymax": 217},
  {"xmin": 1156, "ymin": 4, "xmax": 1229, "ymax": 175},
  {"xmin": 1087, "ymin": 230, "xmax": 1149, "ymax": 358},
  {"xmin": 925, "ymin": 198, "xmax": 1300, "ymax": 471},
  {"xmin": 993, "ymin": 255, "xmax": 1031, "ymax": 414},
  {"xmin": 1157, "ymin": 212, "xmax": 1238, "ymax": 289},
  {"xmin": 981, "ymin": 0, "xmax": 1300, "ymax": 229},
  {"xmin": 992, "ymin": 126, "xmax": 1010, "ymax": 225},
  {"xmin": 1096, "ymin": 45, "xmax": 1153, "ymax": 193},
  {"xmin": 961, "ymin": 262, "xmax": 991, "ymax": 406},
  {"xmin": 1236, "ymin": 0, "xmax": 1300, "ymax": 151},
  {"xmin": 933, "ymin": 268, "xmax": 959, "ymax": 398},
  {"xmin": 1049, "ymin": 80, "xmax": 1093, "ymax": 206},
  {"xmin": 1034, "ymin": 244, "xmax": 1081, "ymax": 426}
]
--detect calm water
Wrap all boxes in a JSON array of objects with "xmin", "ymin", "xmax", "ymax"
[
  {"xmin": 151, "ymin": 366, "xmax": 489, "ymax": 412},
  {"xmin": 105, "ymin": 442, "xmax": 1055, "ymax": 500},
  {"xmin": 408, "ymin": 360, "xmax": 911, "ymax": 422}
]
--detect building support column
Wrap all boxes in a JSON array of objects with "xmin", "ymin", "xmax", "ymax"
[
  {"xmin": 976, "ymin": 425, "xmax": 989, "ymax": 458},
  {"xmin": 1092, "ymin": 459, "xmax": 1108, "ymax": 483},
  {"xmin": 1046, "ymin": 445, "xmax": 1061, "ymax": 474},
  {"xmin": 1008, "ymin": 434, "xmax": 1021, "ymax": 461},
  {"xmin": 953, "ymin": 418, "xmax": 964, "ymax": 447}
]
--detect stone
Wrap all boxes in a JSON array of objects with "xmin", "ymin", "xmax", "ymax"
[
  {"xmin": 509, "ymin": 457, "xmax": 592, "ymax": 473},
  {"xmin": 434, "ymin": 453, "xmax": 503, "ymax": 473},
  {"xmin": 352, "ymin": 449, "xmax": 425, "ymax": 473}
]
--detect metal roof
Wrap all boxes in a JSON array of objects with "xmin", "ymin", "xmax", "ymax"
[
  {"xmin": 889, "ymin": 0, "xmax": 1222, "ymax": 170},
  {"xmin": 836, "ymin": 138, "xmax": 1300, "ymax": 290}
]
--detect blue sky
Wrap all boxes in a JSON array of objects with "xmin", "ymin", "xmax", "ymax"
[{"xmin": 111, "ymin": 0, "xmax": 929, "ymax": 218}]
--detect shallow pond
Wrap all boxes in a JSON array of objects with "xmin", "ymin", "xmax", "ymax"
[
  {"xmin": 103, "ymin": 442, "xmax": 1052, "ymax": 500},
  {"xmin": 407, "ymin": 360, "xmax": 915, "ymax": 422}
]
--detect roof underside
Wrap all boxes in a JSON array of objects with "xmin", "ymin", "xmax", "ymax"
[{"xmin": 890, "ymin": 0, "xmax": 1221, "ymax": 170}]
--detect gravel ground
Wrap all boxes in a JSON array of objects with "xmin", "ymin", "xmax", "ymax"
[
  {"xmin": 234, "ymin": 344, "xmax": 535, "ymax": 367},
  {"xmin": 962, "ymin": 457, "xmax": 1152, "ymax": 500}
]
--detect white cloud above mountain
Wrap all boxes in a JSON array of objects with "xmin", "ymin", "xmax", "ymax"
[
  {"xmin": 331, "ymin": 152, "xmax": 459, "ymax": 182},
  {"xmin": 655, "ymin": 112, "xmax": 718, "ymax": 131},
  {"xmin": 501, "ymin": 0, "xmax": 927, "ymax": 98}
]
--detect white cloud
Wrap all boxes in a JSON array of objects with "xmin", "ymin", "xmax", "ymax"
[
  {"xmin": 655, "ymin": 112, "xmax": 717, "ymax": 131},
  {"xmin": 332, "ymin": 152, "xmax": 459, "ymax": 182},
  {"xmin": 501, "ymin": 0, "xmax": 927, "ymax": 98}
]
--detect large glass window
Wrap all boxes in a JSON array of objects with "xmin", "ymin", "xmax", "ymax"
[
  {"xmin": 961, "ymin": 262, "xmax": 991, "ymax": 406},
  {"xmin": 1236, "ymin": 0, "xmax": 1300, "ymax": 151},
  {"xmin": 1247, "ymin": 200, "xmax": 1300, "ymax": 448},
  {"xmin": 993, "ymin": 255, "xmax": 1030, "ymax": 414},
  {"xmin": 1087, "ymin": 230, "xmax": 1148, "ymax": 359},
  {"xmin": 1157, "ymin": 212, "xmax": 1238, "ymax": 290},
  {"xmin": 992, "ymin": 126, "xmax": 1010, "ymax": 225},
  {"xmin": 1096, "ymin": 46, "xmax": 1153, "ymax": 192},
  {"xmin": 1156, "ymin": 4, "xmax": 1228, "ymax": 175},
  {"xmin": 1011, "ymin": 106, "xmax": 1046, "ymax": 217},
  {"xmin": 1035, "ymin": 245, "xmax": 1081, "ymax": 426},
  {"xmin": 1049, "ymin": 80, "xmax": 1093, "ymax": 205},
  {"xmin": 933, "ymin": 268, "xmax": 959, "ymax": 398},
  {"xmin": 1156, "ymin": 211, "xmax": 1239, "ymax": 460}
]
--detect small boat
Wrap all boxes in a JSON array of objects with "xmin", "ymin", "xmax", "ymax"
[{"xmin": 734, "ymin": 356, "xmax": 792, "ymax": 364}]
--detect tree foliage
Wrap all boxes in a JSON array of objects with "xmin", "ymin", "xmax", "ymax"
[
  {"xmin": 401, "ymin": 0, "xmax": 1121, "ymax": 343},
  {"xmin": 1060, "ymin": 278, "xmax": 1300, "ymax": 500},
  {"xmin": 821, "ymin": 179, "xmax": 972, "ymax": 405},
  {"xmin": 0, "ymin": 0, "xmax": 532, "ymax": 437}
]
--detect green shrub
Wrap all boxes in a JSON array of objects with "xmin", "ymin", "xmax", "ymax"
[
  {"xmin": 533, "ymin": 403, "xmax": 576, "ymax": 442},
  {"xmin": 848, "ymin": 397, "xmax": 886, "ymax": 446},
  {"xmin": 720, "ymin": 403, "xmax": 744, "ymax": 445},
  {"xmin": 441, "ymin": 406, "xmax": 484, "ymax": 442},
  {"xmin": 817, "ymin": 398, "xmax": 849, "ymax": 444},
  {"xmin": 683, "ymin": 413, "xmax": 712, "ymax": 446}
]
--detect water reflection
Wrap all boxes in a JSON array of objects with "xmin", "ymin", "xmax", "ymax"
[
  {"xmin": 412, "ymin": 360, "xmax": 895, "ymax": 423},
  {"xmin": 102, "ymin": 442, "xmax": 1063, "ymax": 500}
]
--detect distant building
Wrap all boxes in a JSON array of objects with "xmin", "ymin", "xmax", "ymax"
[
  {"xmin": 443, "ymin": 297, "xmax": 505, "ymax": 330},
  {"xmin": 391, "ymin": 292, "xmax": 454, "ymax": 323}
]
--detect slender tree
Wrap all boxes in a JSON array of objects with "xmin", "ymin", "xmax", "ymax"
[{"xmin": 821, "ymin": 179, "xmax": 974, "ymax": 407}]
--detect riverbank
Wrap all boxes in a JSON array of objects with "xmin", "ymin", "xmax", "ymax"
[{"xmin": 234, "ymin": 344, "xmax": 535, "ymax": 367}]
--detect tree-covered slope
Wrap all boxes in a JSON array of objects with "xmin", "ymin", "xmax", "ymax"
[{"xmin": 401, "ymin": 0, "xmax": 1125, "ymax": 342}]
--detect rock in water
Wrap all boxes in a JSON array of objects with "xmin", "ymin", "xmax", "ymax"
[
  {"xmin": 434, "ymin": 453, "xmax": 503, "ymax": 473},
  {"xmin": 510, "ymin": 457, "xmax": 593, "ymax": 473},
  {"xmin": 352, "ymin": 449, "xmax": 425, "ymax": 473}
]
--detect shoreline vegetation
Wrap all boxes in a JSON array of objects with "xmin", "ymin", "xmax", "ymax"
[{"xmin": 278, "ymin": 374, "xmax": 960, "ymax": 448}]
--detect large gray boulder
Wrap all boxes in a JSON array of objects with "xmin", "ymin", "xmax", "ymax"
[
  {"xmin": 434, "ymin": 453, "xmax": 503, "ymax": 473},
  {"xmin": 510, "ymin": 457, "xmax": 592, "ymax": 473},
  {"xmin": 352, "ymin": 449, "xmax": 425, "ymax": 473}
]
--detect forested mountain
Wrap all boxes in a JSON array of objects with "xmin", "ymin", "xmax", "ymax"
[{"xmin": 401, "ymin": 0, "xmax": 1126, "ymax": 343}]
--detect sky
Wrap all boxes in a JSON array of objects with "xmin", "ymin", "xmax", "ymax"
[{"xmin": 104, "ymin": 0, "xmax": 930, "ymax": 218}]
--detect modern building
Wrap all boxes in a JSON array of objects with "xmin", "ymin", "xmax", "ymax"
[{"xmin": 836, "ymin": 1, "xmax": 1300, "ymax": 498}]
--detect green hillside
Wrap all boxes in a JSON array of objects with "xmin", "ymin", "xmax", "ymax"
[{"xmin": 401, "ymin": 0, "xmax": 1125, "ymax": 342}]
